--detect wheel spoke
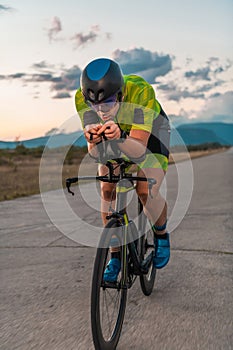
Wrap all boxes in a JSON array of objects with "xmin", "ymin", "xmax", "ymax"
[{"xmin": 100, "ymin": 286, "xmax": 122, "ymax": 339}]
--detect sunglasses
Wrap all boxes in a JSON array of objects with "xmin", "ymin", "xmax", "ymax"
[{"xmin": 86, "ymin": 94, "xmax": 118, "ymax": 112}]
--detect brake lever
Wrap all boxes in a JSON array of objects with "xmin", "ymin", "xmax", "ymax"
[
  {"xmin": 101, "ymin": 125, "xmax": 111, "ymax": 141},
  {"xmin": 148, "ymin": 179, "xmax": 156, "ymax": 198},
  {"xmin": 66, "ymin": 179, "xmax": 75, "ymax": 196}
]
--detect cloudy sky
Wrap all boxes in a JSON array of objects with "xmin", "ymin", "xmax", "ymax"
[{"xmin": 0, "ymin": 0, "xmax": 232, "ymax": 141}]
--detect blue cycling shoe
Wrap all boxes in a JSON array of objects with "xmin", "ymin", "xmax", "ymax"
[
  {"xmin": 103, "ymin": 258, "xmax": 121, "ymax": 283},
  {"xmin": 153, "ymin": 233, "xmax": 170, "ymax": 269}
]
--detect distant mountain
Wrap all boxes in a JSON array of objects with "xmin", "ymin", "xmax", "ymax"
[
  {"xmin": 0, "ymin": 131, "xmax": 87, "ymax": 150},
  {"xmin": 171, "ymin": 123, "xmax": 233, "ymax": 146},
  {"xmin": 0, "ymin": 122, "xmax": 232, "ymax": 149},
  {"xmin": 175, "ymin": 122, "xmax": 233, "ymax": 146}
]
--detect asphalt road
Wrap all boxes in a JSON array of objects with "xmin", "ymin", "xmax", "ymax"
[{"xmin": 0, "ymin": 149, "xmax": 233, "ymax": 350}]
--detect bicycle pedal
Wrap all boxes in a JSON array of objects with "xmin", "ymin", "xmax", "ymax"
[
  {"xmin": 102, "ymin": 281, "xmax": 120, "ymax": 290},
  {"xmin": 146, "ymin": 243, "xmax": 154, "ymax": 249}
]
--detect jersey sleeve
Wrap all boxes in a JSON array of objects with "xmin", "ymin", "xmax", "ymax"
[
  {"xmin": 75, "ymin": 88, "xmax": 89, "ymax": 129},
  {"xmin": 131, "ymin": 83, "xmax": 161, "ymax": 133}
]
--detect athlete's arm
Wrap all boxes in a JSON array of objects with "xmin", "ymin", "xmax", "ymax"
[
  {"xmin": 97, "ymin": 121, "xmax": 150, "ymax": 160},
  {"xmin": 119, "ymin": 128, "xmax": 150, "ymax": 159}
]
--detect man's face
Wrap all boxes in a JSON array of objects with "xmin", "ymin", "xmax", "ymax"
[
  {"xmin": 96, "ymin": 103, "xmax": 120, "ymax": 122},
  {"xmin": 87, "ymin": 93, "xmax": 121, "ymax": 122}
]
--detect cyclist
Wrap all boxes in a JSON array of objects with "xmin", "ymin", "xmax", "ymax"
[{"xmin": 75, "ymin": 58, "xmax": 170, "ymax": 282}]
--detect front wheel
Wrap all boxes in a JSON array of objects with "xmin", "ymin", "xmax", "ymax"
[{"xmin": 91, "ymin": 219, "xmax": 127, "ymax": 350}]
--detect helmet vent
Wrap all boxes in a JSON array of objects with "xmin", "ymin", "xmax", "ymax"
[
  {"xmin": 87, "ymin": 89, "xmax": 95, "ymax": 101},
  {"xmin": 98, "ymin": 90, "xmax": 105, "ymax": 101}
]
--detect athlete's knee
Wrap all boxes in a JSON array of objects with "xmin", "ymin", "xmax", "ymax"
[
  {"xmin": 136, "ymin": 187, "xmax": 149, "ymax": 206},
  {"xmin": 101, "ymin": 187, "xmax": 116, "ymax": 201},
  {"xmin": 137, "ymin": 183, "xmax": 161, "ymax": 199}
]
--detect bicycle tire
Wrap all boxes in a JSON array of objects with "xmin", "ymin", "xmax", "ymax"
[
  {"xmin": 91, "ymin": 219, "xmax": 127, "ymax": 350},
  {"xmin": 139, "ymin": 213, "xmax": 156, "ymax": 296}
]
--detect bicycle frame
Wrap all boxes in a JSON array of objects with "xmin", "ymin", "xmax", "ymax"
[
  {"xmin": 109, "ymin": 177, "xmax": 137, "ymax": 289},
  {"xmin": 66, "ymin": 158, "xmax": 156, "ymax": 288}
]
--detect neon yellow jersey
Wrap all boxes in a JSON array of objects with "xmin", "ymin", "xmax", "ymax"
[
  {"xmin": 75, "ymin": 75, "xmax": 162, "ymax": 134},
  {"xmin": 75, "ymin": 74, "xmax": 170, "ymax": 170}
]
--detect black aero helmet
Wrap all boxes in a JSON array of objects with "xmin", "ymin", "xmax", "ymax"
[{"xmin": 81, "ymin": 58, "xmax": 124, "ymax": 103}]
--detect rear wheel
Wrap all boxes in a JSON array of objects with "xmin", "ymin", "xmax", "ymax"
[
  {"xmin": 91, "ymin": 219, "xmax": 127, "ymax": 350},
  {"xmin": 139, "ymin": 205, "xmax": 156, "ymax": 296}
]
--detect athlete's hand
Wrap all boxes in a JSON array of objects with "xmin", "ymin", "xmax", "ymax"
[
  {"xmin": 84, "ymin": 124, "xmax": 102, "ymax": 144},
  {"xmin": 97, "ymin": 121, "xmax": 121, "ymax": 140}
]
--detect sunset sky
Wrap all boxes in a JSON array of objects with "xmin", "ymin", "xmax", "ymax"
[{"xmin": 0, "ymin": 0, "xmax": 232, "ymax": 141}]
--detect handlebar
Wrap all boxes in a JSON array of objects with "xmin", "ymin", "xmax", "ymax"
[{"xmin": 66, "ymin": 158, "xmax": 156, "ymax": 196}]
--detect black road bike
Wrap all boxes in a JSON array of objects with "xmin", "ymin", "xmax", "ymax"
[{"xmin": 66, "ymin": 156, "xmax": 157, "ymax": 350}]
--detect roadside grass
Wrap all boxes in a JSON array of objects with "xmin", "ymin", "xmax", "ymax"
[
  {"xmin": 0, "ymin": 145, "xmax": 87, "ymax": 201},
  {"xmin": 0, "ymin": 143, "xmax": 230, "ymax": 201}
]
